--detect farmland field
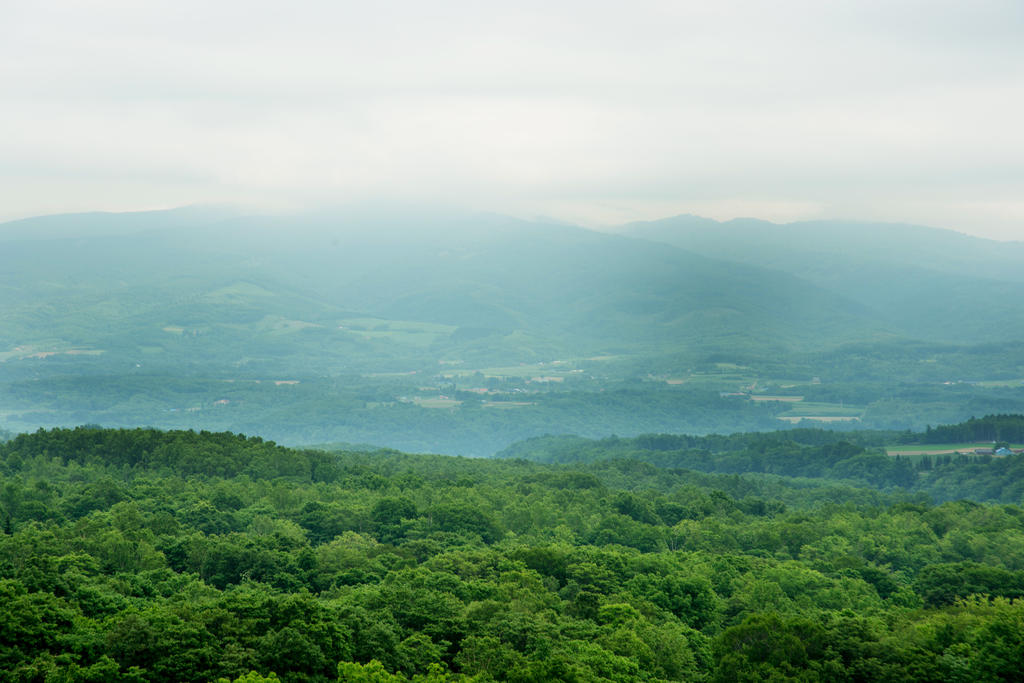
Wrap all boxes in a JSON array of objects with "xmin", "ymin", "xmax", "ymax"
[
  {"xmin": 443, "ymin": 360, "xmax": 587, "ymax": 379},
  {"xmin": 337, "ymin": 317, "xmax": 457, "ymax": 347},
  {"xmin": 885, "ymin": 442, "xmax": 1024, "ymax": 456},
  {"xmin": 779, "ymin": 400, "xmax": 864, "ymax": 417},
  {"xmin": 974, "ymin": 378, "xmax": 1024, "ymax": 387},
  {"xmin": 481, "ymin": 401, "xmax": 535, "ymax": 408},
  {"xmin": 409, "ymin": 397, "xmax": 462, "ymax": 408}
]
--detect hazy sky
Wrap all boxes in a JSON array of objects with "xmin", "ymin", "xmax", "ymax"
[{"xmin": 2, "ymin": 0, "xmax": 1023, "ymax": 239}]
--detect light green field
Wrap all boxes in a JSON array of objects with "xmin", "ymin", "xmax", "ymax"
[
  {"xmin": 201, "ymin": 282, "xmax": 277, "ymax": 302},
  {"xmin": 713, "ymin": 362, "xmax": 750, "ymax": 371},
  {"xmin": 683, "ymin": 373, "xmax": 753, "ymax": 388},
  {"xmin": 260, "ymin": 316, "xmax": 322, "ymax": 333},
  {"xmin": 781, "ymin": 401, "xmax": 865, "ymax": 417},
  {"xmin": 337, "ymin": 318, "xmax": 457, "ymax": 347},
  {"xmin": 411, "ymin": 397, "xmax": 462, "ymax": 409},
  {"xmin": 449, "ymin": 365, "xmax": 550, "ymax": 378},
  {"xmin": 885, "ymin": 443, "xmax": 1023, "ymax": 456},
  {"xmin": 777, "ymin": 401, "xmax": 865, "ymax": 422},
  {"xmin": 338, "ymin": 318, "xmax": 456, "ymax": 333},
  {"xmin": 0, "ymin": 346, "xmax": 105, "ymax": 361},
  {"xmin": 445, "ymin": 359, "xmax": 588, "ymax": 379}
]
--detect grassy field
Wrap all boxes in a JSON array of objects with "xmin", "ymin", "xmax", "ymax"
[
  {"xmin": 885, "ymin": 443, "xmax": 1024, "ymax": 456},
  {"xmin": 410, "ymin": 397, "xmax": 462, "ymax": 409},
  {"xmin": 445, "ymin": 364, "xmax": 552, "ymax": 379},
  {"xmin": 0, "ymin": 346, "xmax": 105, "ymax": 361},
  {"xmin": 337, "ymin": 318, "xmax": 457, "ymax": 347},
  {"xmin": 481, "ymin": 401, "xmax": 535, "ymax": 409},
  {"xmin": 780, "ymin": 401, "xmax": 865, "ymax": 417},
  {"xmin": 444, "ymin": 358, "xmax": 591, "ymax": 380},
  {"xmin": 199, "ymin": 282, "xmax": 278, "ymax": 303},
  {"xmin": 680, "ymin": 373, "xmax": 754, "ymax": 390}
]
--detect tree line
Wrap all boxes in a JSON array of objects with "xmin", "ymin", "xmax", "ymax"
[{"xmin": 923, "ymin": 414, "xmax": 1024, "ymax": 444}]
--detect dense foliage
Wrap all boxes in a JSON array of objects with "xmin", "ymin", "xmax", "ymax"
[
  {"xmin": 2, "ymin": 427, "xmax": 1024, "ymax": 681},
  {"xmin": 496, "ymin": 424, "xmax": 1024, "ymax": 504},
  {"xmin": 923, "ymin": 414, "xmax": 1024, "ymax": 444}
]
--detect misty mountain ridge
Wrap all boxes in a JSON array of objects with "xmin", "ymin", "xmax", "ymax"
[
  {"xmin": 3, "ymin": 206, "xmax": 1022, "ymax": 377},
  {"xmin": 0, "ymin": 207, "xmax": 897, "ymax": 368},
  {"xmin": 618, "ymin": 213, "xmax": 1024, "ymax": 274},
  {"xmin": 617, "ymin": 214, "xmax": 1024, "ymax": 343}
]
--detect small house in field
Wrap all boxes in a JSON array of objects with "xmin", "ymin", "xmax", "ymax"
[
  {"xmin": 995, "ymin": 447, "xmax": 1013, "ymax": 456},
  {"xmin": 974, "ymin": 448, "xmax": 996, "ymax": 455}
]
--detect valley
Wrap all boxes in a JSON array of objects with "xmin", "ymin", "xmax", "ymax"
[{"xmin": 2, "ymin": 208, "xmax": 1024, "ymax": 455}]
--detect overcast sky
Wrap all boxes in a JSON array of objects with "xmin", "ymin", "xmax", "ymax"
[{"xmin": 2, "ymin": 0, "xmax": 1022, "ymax": 239}]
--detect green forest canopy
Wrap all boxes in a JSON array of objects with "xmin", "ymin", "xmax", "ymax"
[{"xmin": 1, "ymin": 421, "xmax": 1024, "ymax": 681}]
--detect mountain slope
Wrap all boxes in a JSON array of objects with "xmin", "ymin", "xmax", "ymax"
[
  {"xmin": 0, "ymin": 208, "xmax": 891, "ymax": 370},
  {"xmin": 617, "ymin": 215, "xmax": 1024, "ymax": 343}
]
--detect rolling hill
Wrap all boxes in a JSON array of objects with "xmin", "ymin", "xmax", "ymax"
[
  {"xmin": 0, "ymin": 207, "xmax": 894, "ymax": 371},
  {"xmin": 616, "ymin": 215, "xmax": 1024, "ymax": 343}
]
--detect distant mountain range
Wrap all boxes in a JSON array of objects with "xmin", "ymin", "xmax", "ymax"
[
  {"xmin": 1, "ymin": 207, "xmax": 1022, "ymax": 376},
  {"xmin": 0, "ymin": 207, "xmax": 893, "ymax": 369}
]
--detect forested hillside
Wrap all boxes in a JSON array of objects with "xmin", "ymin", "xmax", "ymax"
[
  {"xmin": 496, "ymin": 422, "xmax": 1024, "ymax": 504},
  {"xmin": 2, "ymin": 427, "xmax": 1023, "ymax": 681},
  {"xmin": 618, "ymin": 215, "xmax": 1024, "ymax": 343},
  {"xmin": 0, "ymin": 207, "xmax": 884, "ymax": 363},
  {"xmin": 922, "ymin": 414, "xmax": 1024, "ymax": 444}
]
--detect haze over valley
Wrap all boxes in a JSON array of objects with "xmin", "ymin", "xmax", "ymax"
[{"xmin": 3, "ymin": 206, "xmax": 1023, "ymax": 455}]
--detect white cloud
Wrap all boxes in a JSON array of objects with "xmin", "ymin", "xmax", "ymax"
[{"xmin": 1, "ymin": 0, "xmax": 1022, "ymax": 239}]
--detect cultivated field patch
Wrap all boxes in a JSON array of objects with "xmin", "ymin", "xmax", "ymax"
[
  {"xmin": 885, "ymin": 442, "xmax": 1024, "ymax": 456},
  {"xmin": 0, "ymin": 346, "xmax": 104, "ymax": 361},
  {"xmin": 482, "ymin": 401, "xmax": 535, "ymax": 408},
  {"xmin": 781, "ymin": 401, "xmax": 864, "ymax": 417},
  {"xmin": 337, "ymin": 317, "xmax": 456, "ymax": 347},
  {"xmin": 409, "ymin": 397, "xmax": 462, "ymax": 409}
]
